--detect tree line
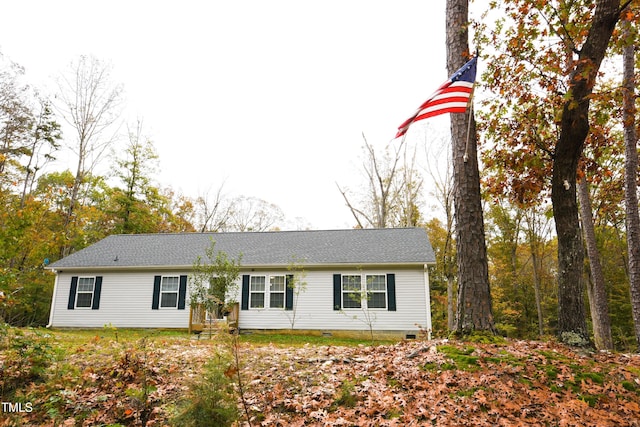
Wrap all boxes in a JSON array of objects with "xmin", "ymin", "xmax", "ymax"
[{"xmin": 1, "ymin": 0, "xmax": 640, "ymax": 352}]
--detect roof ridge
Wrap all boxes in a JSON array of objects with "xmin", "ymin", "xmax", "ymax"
[{"xmin": 108, "ymin": 227, "xmax": 425, "ymax": 237}]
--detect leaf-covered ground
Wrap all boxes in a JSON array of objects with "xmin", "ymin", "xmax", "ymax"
[
  {"xmin": 4, "ymin": 332, "xmax": 640, "ymax": 426},
  {"xmin": 242, "ymin": 339, "xmax": 640, "ymax": 426}
]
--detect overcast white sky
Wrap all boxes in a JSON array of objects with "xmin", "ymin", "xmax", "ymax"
[{"xmin": 0, "ymin": 0, "xmax": 464, "ymax": 230}]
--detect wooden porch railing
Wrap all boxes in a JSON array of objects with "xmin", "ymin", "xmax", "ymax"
[{"xmin": 189, "ymin": 302, "xmax": 239, "ymax": 334}]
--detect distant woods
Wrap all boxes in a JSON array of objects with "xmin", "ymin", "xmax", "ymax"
[{"xmin": 2, "ymin": 0, "xmax": 640, "ymax": 353}]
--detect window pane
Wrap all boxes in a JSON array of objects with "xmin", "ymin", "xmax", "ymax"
[
  {"xmin": 343, "ymin": 292, "xmax": 362, "ymax": 308},
  {"xmin": 251, "ymin": 276, "xmax": 266, "ymax": 292},
  {"xmin": 76, "ymin": 292, "xmax": 93, "ymax": 308},
  {"xmin": 270, "ymin": 293, "xmax": 284, "ymax": 308},
  {"xmin": 366, "ymin": 275, "xmax": 386, "ymax": 291},
  {"xmin": 270, "ymin": 276, "xmax": 285, "ymax": 292},
  {"xmin": 342, "ymin": 275, "xmax": 361, "ymax": 291},
  {"xmin": 161, "ymin": 292, "xmax": 178, "ymax": 307},
  {"xmin": 162, "ymin": 277, "xmax": 179, "ymax": 291},
  {"xmin": 78, "ymin": 277, "xmax": 94, "ymax": 292},
  {"xmin": 250, "ymin": 293, "xmax": 265, "ymax": 308},
  {"xmin": 368, "ymin": 292, "xmax": 386, "ymax": 309}
]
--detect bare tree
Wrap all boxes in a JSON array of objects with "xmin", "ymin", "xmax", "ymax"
[
  {"xmin": 0, "ymin": 57, "xmax": 33, "ymax": 190},
  {"xmin": 425, "ymin": 140, "xmax": 456, "ymax": 330},
  {"xmin": 522, "ymin": 204, "xmax": 553, "ymax": 338},
  {"xmin": 227, "ymin": 195, "xmax": 284, "ymax": 232},
  {"xmin": 195, "ymin": 182, "xmax": 233, "ymax": 232},
  {"xmin": 338, "ymin": 134, "xmax": 404, "ymax": 228},
  {"xmin": 338, "ymin": 133, "xmax": 422, "ymax": 228},
  {"xmin": 56, "ymin": 55, "xmax": 123, "ymax": 254},
  {"xmin": 399, "ymin": 141, "xmax": 424, "ymax": 227},
  {"xmin": 19, "ymin": 98, "xmax": 61, "ymax": 207}
]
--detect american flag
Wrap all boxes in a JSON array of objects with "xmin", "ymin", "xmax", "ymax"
[{"xmin": 395, "ymin": 56, "xmax": 477, "ymax": 139}]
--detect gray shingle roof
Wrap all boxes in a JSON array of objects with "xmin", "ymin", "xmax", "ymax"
[{"xmin": 49, "ymin": 228, "xmax": 435, "ymax": 269}]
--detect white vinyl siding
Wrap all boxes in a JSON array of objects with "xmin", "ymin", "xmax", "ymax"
[
  {"xmin": 236, "ymin": 268, "xmax": 428, "ymax": 332},
  {"xmin": 50, "ymin": 268, "xmax": 429, "ymax": 333},
  {"xmin": 50, "ymin": 271, "xmax": 191, "ymax": 328}
]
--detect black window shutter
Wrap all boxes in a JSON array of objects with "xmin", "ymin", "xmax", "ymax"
[
  {"xmin": 333, "ymin": 274, "xmax": 341, "ymax": 310},
  {"xmin": 67, "ymin": 276, "xmax": 78, "ymax": 310},
  {"xmin": 152, "ymin": 276, "xmax": 161, "ymax": 310},
  {"xmin": 241, "ymin": 275, "xmax": 250, "ymax": 310},
  {"xmin": 285, "ymin": 274, "xmax": 294, "ymax": 311},
  {"xmin": 387, "ymin": 273, "xmax": 397, "ymax": 311},
  {"xmin": 178, "ymin": 275, "xmax": 187, "ymax": 309},
  {"xmin": 91, "ymin": 276, "xmax": 103, "ymax": 310}
]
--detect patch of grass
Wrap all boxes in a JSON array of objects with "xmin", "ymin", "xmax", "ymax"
[
  {"xmin": 578, "ymin": 393, "xmax": 602, "ymax": 407},
  {"xmin": 385, "ymin": 408, "xmax": 403, "ymax": 419},
  {"xmin": 537, "ymin": 349, "xmax": 571, "ymax": 363},
  {"xmin": 575, "ymin": 371, "xmax": 605, "ymax": 385},
  {"xmin": 544, "ymin": 365, "xmax": 559, "ymax": 380},
  {"xmin": 454, "ymin": 387, "xmax": 478, "ymax": 398},
  {"xmin": 332, "ymin": 379, "xmax": 359, "ymax": 409},
  {"xmin": 466, "ymin": 332, "xmax": 507, "ymax": 345},
  {"xmin": 550, "ymin": 384, "xmax": 563, "ymax": 393},
  {"xmin": 622, "ymin": 381, "xmax": 638, "ymax": 393},
  {"xmin": 481, "ymin": 350, "xmax": 524, "ymax": 367},
  {"xmin": 437, "ymin": 345, "xmax": 479, "ymax": 371}
]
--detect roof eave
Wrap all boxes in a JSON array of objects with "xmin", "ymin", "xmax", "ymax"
[{"xmin": 48, "ymin": 260, "xmax": 436, "ymax": 273}]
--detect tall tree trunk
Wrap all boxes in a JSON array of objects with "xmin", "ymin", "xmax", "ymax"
[
  {"xmin": 447, "ymin": 0, "xmax": 495, "ymax": 334},
  {"xmin": 551, "ymin": 0, "xmax": 621, "ymax": 347},
  {"xmin": 578, "ymin": 177, "xmax": 614, "ymax": 350},
  {"xmin": 447, "ymin": 275, "xmax": 455, "ymax": 331},
  {"xmin": 622, "ymin": 16, "xmax": 640, "ymax": 350},
  {"xmin": 531, "ymin": 248, "xmax": 545, "ymax": 337},
  {"xmin": 524, "ymin": 207, "xmax": 547, "ymax": 337}
]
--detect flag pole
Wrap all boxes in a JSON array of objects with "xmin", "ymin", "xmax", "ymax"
[{"xmin": 463, "ymin": 80, "xmax": 476, "ymax": 164}]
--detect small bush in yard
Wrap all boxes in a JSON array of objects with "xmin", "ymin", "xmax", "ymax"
[
  {"xmin": 172, "ymin": 351, "xmax": 239, "ymax": 427},
  {"xmin": 0, "ymin": 325, "xmax": 58, "ymax": 399}
]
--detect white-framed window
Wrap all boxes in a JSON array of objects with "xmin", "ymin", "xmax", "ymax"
[
  {"xmin": 250, "ymin": 276, "xmax": 266, "ymax": 308},
  {"xmin": 269, "ymin": 275, "xmax": 286, "ymax": 308},
  {"xmin": 160, "ymin": 276, "xmax": 180, "ymax": 308},
  {"xmin": 340, "ymin": 274, "xmax": 387, "ymax": 310},
  {"xmin": 366, "ymin": 274, "xmax": 387, "ymax": 309},
  {"xmin": 342, "ymin": 275, "xmax": 362, "ymax": 309},
  {"xmin": 76, "ymin": 277, "xmax": 95, "ymax": 308}
]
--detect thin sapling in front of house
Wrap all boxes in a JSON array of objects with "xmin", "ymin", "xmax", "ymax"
[
  {"xmin": 340, "ymin": 272, "xmax": 389, "ymax": 343},
  {"xmin": 283, "ymin": 256, "xmax": 308, "ymax": 329},
  {"xmin": 190, "ymin": 239, "xmax": 242, "ymax": 336}
]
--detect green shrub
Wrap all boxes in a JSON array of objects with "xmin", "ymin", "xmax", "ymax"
[{"xmin": 0, "ymin": 326, "xmax": 57, "ymax": 399}]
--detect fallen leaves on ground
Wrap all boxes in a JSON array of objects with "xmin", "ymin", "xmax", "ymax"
[
  {"xmin": 5, "ymin": 335, "xmax": 640, "ymax": 426},
  {"xmin": 240, "ymin": 339, "xmax": 640, "ymax": 427}
]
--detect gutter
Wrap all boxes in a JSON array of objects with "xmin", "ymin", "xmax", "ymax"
[
  {"xmin": 46, "ymin": 258, "xmax": 437, "ymax": 272},
  {"xmin": 46, "ymin": 273, "xmax": 60, "ymax": 328}
]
